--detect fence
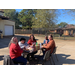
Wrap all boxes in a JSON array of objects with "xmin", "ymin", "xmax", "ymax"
[
  {"xmin": 15, "ymin": 28, "xmax": 56, "ymax": 35},
  {"xmin": 15, "ymin": 28, "xmax": 75, "ymax": 40},
  {"xmin": 15, "ymin": 29, "xmax": 32, "ymax": 34}
]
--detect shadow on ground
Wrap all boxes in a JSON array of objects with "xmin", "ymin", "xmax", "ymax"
[
  {"xmin": 29, "ymin": 53, "xmax": 75, "ymax": 65},
  {"xmin": 0, "ymin": 55, "xmax": 4, "ymax": 61},
  {"xmin": 54, "ymin": 54, "xmax": 75, "ymax": 65},
  {"xmin": 0, "ymin": 35, "xmax": 39, "ymax": 49}
]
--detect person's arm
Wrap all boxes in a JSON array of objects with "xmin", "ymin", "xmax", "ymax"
[
  {"xmin": 48, "ymin": 39, "xmax": 50, "ymax": 43},
  {"xmin": 13, "ymin": 44, "xmax": 23, "ymax": 53},
  {"xmin": 18, "ymin": 42, "xmax": 25, "ymax": 49},
  {"xmin": 43, "ymin": 41, "xmax": 53, "ymax": 49},
  {"xmin": 43, "ymin": 40, "xmax": 45, "ymax": 44},
  {"xmin": 27, "ymin": 40, "xmax": 31, "ymax": 45},
  {"xmin": 25, "ymin": 42, "xmax": 29, "ymax": 46}
]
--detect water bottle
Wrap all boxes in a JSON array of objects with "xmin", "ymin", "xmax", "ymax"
[
  {"xmin": 40, "ymin": 43, "xmax": 42, "ymax": 49},
  {"xmin": 36, "ymin": 42, "xmax": 38, "ymax": 45}
]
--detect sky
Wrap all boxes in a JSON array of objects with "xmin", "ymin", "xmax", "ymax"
[{"xmin": 16, "ymin": 9, "xmax": 75, "ymax": 25}]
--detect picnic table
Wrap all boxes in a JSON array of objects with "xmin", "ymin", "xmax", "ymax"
[{"xmin": 22, "ymin": 44, "xmax": 40, "ymax": 58}]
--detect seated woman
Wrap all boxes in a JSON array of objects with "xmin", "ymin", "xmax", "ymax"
[
  {"xmin": 27, "ymin": 34, "xmax": 37, "ymax": 61},
  {"xmin": 9, "ymin": 37, "xmax": 27, "ymax": 65},
  {"xmin": 41, "ymin": 34, "xmax": 55, "ymax": 56},
  {"xmin": 27, "ymin": 34, "xmax": 36, "ymax": 45}
]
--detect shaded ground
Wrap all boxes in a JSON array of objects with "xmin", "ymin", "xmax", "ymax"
[{"xmin": 0, "ymin": 34, "xmax": 75, "ymax": 65}]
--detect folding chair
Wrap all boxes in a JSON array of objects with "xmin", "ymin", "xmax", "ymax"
[
  {"xmin": 3, "ymin": 55, "xmax": 24, "ymax": 65},
  {"xmin": 3, "ymin": 55, "xmax": 14, "ymax": 65},
  {"xmin": 51, "ymin": 47, "xmax": 58, "ymax": 65},
  {"xmin": 42, "ymin": 50, "xmax": 52, "ymax": 65}
]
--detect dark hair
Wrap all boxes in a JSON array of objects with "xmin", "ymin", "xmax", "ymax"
[
  {"xmin": 29, "ymin": 34, "xmax": 36, "ymax": 41},
  {"xmin": 49, "ymin": 34, "xmax": 53, "ymax": 39},
  {"xmin": 20, "ymin": 38, "xmax": 26, "ymax": 41},
  {"xmin": 45, "ymin": 35, "xmax": 48, "ymax": 40}
]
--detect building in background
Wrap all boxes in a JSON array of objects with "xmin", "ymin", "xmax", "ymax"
[
  {"xmin": 0, "ymin": 11, "xmax": 15, "ymax": 36},
  {"xmin": 55, "ymin": 24, "xmax": 75, "ymax": 37}
]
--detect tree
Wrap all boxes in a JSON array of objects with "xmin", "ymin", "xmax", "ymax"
[
  {"xmin": 32, "ymin": 9, "xmax": 57, "ymax": 28},
  {"xmin": 1, "ymin": 9, "xmax": 22, "ymax": 29},
  {"xmin": 18, "ymin": 9, "xmax": 37, "ymax": 29},
  {"xmin": 62, "ymin": 9, "xmax": 75, "ymax": 24},
  {"xmin": 57, "ymin": 22, "xmax": 67, "ymax": 28}
]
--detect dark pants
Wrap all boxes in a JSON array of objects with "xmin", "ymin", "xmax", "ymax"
[
  {"xmin": 12, "ymin": 56, "xmax": 27, "ymax": 65},
  {"xmin": 42, "ymin": 48, "xmax": 46, "ymax": 57},
  {"xmin": 27, "ymin": 51, "xmax": 37, "ymax": 61}
]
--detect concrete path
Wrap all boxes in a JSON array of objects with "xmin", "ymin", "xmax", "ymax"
[{"xmin": 0, "ymin": 34, "xmax": 75, "ymax": 65}]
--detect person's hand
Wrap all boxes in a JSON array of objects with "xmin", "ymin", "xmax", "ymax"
[
  {"xmin": 33, "ymin": 44, "xmax": 35, "ymax": 47},
  {"xmin": 23, "ymin": 46, "xmax": 26, "ymax": 50},
  {"xmin": 43, "ymin": 44, "xmax": 46, "ymax": 46},
  {"xmin": 41, "ymin": 46, "xmax": 44, "ymax": 48}
]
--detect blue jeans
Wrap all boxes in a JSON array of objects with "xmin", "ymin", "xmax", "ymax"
[{"xmin": 12, "ymin": 56, "xmax": 27, "ymax": 65}]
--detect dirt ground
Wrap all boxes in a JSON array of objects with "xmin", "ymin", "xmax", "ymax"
[{"xmin": 0, "ymin": 34, "xmax": 75, "ymax": 65}]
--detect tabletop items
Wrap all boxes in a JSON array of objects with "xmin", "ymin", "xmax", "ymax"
[{"xmin": 24, "ymin": 44, "xmax": 40, "ymax": 53}]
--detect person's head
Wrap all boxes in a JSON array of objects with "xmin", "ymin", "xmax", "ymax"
[
  {"xmin": 29, "ymin": 34, "xmax": 35, "ymax": 41},
  {"xmin": 13, "ymin": 37, "xmax": 18, "ymax": 43},
  {"xmin": 48, "ymin": 34, "xmax": 53, "ymax": 40},
  {"xmin": 8, "ymin": 37, "xmax": 18, "ymax": 48},
  {"xmin": 45, "ymin": 35, "xmax": 48, "ymax": 40},
  {"xmin": 20, "ymin": 38, "xmax": 26, "ymax": 44}
]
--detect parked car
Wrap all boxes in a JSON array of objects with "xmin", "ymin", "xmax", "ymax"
[{"xmin": 0, "ymin": 30, "xmax": 2, "ymax": 33}]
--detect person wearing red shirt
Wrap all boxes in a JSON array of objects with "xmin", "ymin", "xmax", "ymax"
[
  {"xmin": 27, "ymin": 34, "xmax": 36, "ymax": 45},
  {"xmin": 9, "ymin": 37, "xmax": 27, "ymax": 65},
  {"xmin": 27, "ymin": 34, "xmax": 37, "ymax": 61}
]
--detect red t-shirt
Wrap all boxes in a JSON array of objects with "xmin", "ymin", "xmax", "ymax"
[
  {"xmin": 27, "ymin": 39, "xmax": 36, "ymax": 45},
  {"xmin": 9, "ymin": 43, "xmax": 23, "ymax": 59}
]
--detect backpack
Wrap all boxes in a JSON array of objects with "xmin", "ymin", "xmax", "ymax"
[{"xmin": 3, "ymin": 55, "xmax": 14, "ymax": 65}]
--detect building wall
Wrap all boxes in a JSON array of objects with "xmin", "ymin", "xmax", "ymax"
[
  {"xmin": 55, "ymin": 30, "xmax": 57, "ymax": 33},
  {"xmin": 71, "ymin": 30, "xmax": 73, "ymax": 35},
  {"xmin": 63, "ymin": 30, "xmax": 69, "ymax": 35},
  {"xmin": 0, "ymin": 19, "xmax": 4, "ymax": 32},
  {"xmin": 63, "ymin": 29, "xmax": 75, "ymax": 36},
  {"xmin": 63, "ymin": 30, "xmax": 65, "ymax": 35},
  {"xmin": 74, "ymin": 33, "xmax": 75, "ymax": 37},
  {"xmin": 0, "ymin": 12, "xmax": 3, "ymax": 16},
  {"xmin": 55, "ymin": 29, "xmax": 75, "ymax": 36},
  {"xmin": 0, "ymin": 19, "xmax": 15, "ymax": 36}
]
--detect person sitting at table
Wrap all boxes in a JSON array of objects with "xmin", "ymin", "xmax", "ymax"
[
  {"xmin": 41, "ymin": 34, "xmax": 55, "ymax": 56},
  {"xmin": 27, "ymin": 34, "xmax": 37, "ymax": 61},
  {"xmin": 27, "ymin": 34, "xmax": 37, "ymax": 45},
  {"xmin": 9, "ymin": 37, "xmax": 27, "ymax": 65},
  {"xmin": 43, "ymin": 35, "xmax": 49, "ymax": 45},
  {"xmin": 18, "ymin": 37, "xmax": 29, "ymax": 57},
  {"xmin": 18, "ymin": 37, "xmax": 28, "ymax": 49}
]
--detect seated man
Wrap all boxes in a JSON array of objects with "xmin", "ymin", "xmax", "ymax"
[{"xmin": 41, "ymin": 34, "xmax": 55, "ymax": 56}]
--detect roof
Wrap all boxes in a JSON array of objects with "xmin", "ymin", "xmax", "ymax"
[
  {"xmin": 0, "ymin": 9, "xmax": 4, "ymax": 13},
  {"xmin": 0, "ymin": 15, "xmax": 9, "ymax": 20},
  {"xmin": 63, "ymin": 24, "xmax": 75, "ymax": 29},
  {"xmin": 55, "ymin": 28, "xmax": 63, "ymax": 30},
  {"xmin": 55, "ymin": 25, "xmax": 75, "ymax": 30},
  {"xmin": 0, "ymin": 11, "xmax": 4, "ymax": 13}
]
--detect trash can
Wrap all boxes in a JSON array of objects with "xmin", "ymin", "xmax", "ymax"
[
  {"xmin": 1, "ymin": 33, "xmax": 3, "ymax": 38},
  {"xmin": 0, "ymin": 30, "xmax": 3, "ymax": 39}
]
